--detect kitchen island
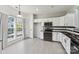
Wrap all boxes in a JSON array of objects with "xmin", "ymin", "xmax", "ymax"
[{"xmin": 44, "ymin": 26, "xmax": 79, "ymax": 54}]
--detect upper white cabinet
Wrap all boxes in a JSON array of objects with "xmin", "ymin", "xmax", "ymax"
[
  {"xmin": 64, "ymin": 9, "xmax": 79, "ymax": 28},
  {"xmin": 53, "ymin": 18, "xmax": 60, "ymax": 26},
  {"xmin": 59, "ymin": 16, "xmax": 64, "ymax": 26},
  {"xmin": 53, "ymin": 17, "xmax": 65, "ymax": 26},
  {"xmin": 73, "ymin": 9, "xmax": 79, "ymax": 28},
  {"xmin": 64, "ymin": 14, "xmax": 74, "ymax": 26}
]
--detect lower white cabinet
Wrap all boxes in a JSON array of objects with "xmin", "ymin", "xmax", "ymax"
[
  {"xmin": 53, "ymin": 32, "xmax": 60, "ymax": 41},
  {"xmin": 53, "ymin": 32, "xmax": 70, "ymax": 54},
  {"xmin": 65, "ymin": 37, "xmax": 70, "ymax": 54},
  {"xmin": 61, "ymin": 34, "xmax": 70, "ymax": 54}
]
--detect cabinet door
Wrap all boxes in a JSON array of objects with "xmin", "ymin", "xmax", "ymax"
[
  {"xmin": 61, "ymin": 34, "xmax": 67, "ymax": 51},
  {"xmin": 53, "ymin": 32, "xmax": 60, "ymax": 41},
  {"xmin": 53, "ymin": 18, "xmax": 60, "ymax": 26},
  {"xmin": 72, "ymin": 9, "xmax": 79, "ymax": 28},
  {"xmin": 65, "ymin": 37, "xmax": 70, "ymax": 54},
  {"xmin": 53, "ymin": 32, "xmax": 57, "ymax": 41},
  {"xmin": 59, "ymin": 17, "xmax": 64, "ymax": 26},
  {"xmin": 62, "ymin": 34, "xmax": 70, "ymax": 54},
  {"xmin": 64, "ymin": 14, "xmax": 74, "ymax": 26},
  {"xmin": 62, "ymin": 35, "xmax": 66, "ymax": 49}
]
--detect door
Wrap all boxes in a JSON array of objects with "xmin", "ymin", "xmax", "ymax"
[
  {"xmin": 33, "ymin": 22, "xmax": 43, "ymax": 39},
  {"xmin": 33, "ymin": 23, "xmax": 38, "ymax": 38}
]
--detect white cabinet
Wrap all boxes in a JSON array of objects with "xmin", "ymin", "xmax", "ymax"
[
  {"xmin": 65, "ymin": 37, "xmax": 70, "ymax": 54},
  {"xmin": 53, "ymin": 18, "xmax": 60, "ymax": 26},
  {"xmin": 53, "ymin": 32, "xmax": 62, "ymax": 42},
  {"xmin": 59, "ymin": 16, "xmax": 64, "ymax": 26},
  {"xmin": 73, "ymin": 9, "xmax": 79, "ymax": 28},
  {"xmin": 53, "ymin": 32, "xmax": 70, "ymax": 54},
  {"xmin": 61, "ymin": 34, "xmax": 65, "ymax": 48},
  {"xmin": 53, "ymin": 32, "xmax": 59, "ymax": 41},
  {"xmin": 64, "ymin": 10, "xmax": 79, "ymax": 28},
  {"xmin": 61, "ymin": 33, "xmax": 70, "ymax": 54},
  {"xmin": 64, "ymin": 14, "xmax": 74, "ymax": 26}
]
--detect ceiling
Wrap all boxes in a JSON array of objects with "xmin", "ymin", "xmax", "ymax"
[{"xmin": 10, "ymin": 5, "xmax": 75, "ymax": 15}]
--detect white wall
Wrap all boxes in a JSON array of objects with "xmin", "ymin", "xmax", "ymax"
[
  {"xmin": 24, "ymin": 14, "xmax": 33, "ymax": 39},
  {"xmin": 29, "ymin": 14, "xmax": 33, "ymax": 39}
]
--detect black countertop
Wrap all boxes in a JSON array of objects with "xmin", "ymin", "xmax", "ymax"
[
  {"xmin": 53, "ymin": 29, "xmax": 79, "ymax": 33},
  {"xmin": 44, "ymin": 26, "xmax": 75, "ymax": 28},
  {"xmin": 52, "ymin": 26, "xmax": 75, "ymax": 28},
  {"xmin": 44, "ymin": 26, "xmax": 79, "ymax": 35}
]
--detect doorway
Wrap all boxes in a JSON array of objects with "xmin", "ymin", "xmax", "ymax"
[{"xmin": 33, "ymin": 22, "xmax": 43, "ymax": 39}]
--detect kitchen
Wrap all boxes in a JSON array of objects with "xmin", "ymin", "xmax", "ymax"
[
  {"xmin": 33, "ymin": 7, "xmax": 79, "ymax": 54},
  {"xmin": 0, "ymin": 5, "xmax": 79, "ymax": 54}
]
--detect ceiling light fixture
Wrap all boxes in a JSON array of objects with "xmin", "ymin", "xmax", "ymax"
[{"xmin": 17, "ymin": 5, "xmax": 23, "ymax": 17}]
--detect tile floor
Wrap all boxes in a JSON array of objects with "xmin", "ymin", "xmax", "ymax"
[{"xmin": 2, "ymin": 38, "xmax": 66, "ymax": 54}]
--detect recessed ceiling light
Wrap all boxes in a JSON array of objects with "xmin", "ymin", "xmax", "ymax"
[
  {"xmin": 50, "ymin": 5, "xmax": 54, "ymax": 8},
  {"xmin": 36, "ymin": 8, "xmax": 39, "ymax": 11}
]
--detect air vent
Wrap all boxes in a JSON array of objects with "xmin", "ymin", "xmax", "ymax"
[{"xmin": 50, "ymin": 5, "xmax": 54, "ymax": 8}]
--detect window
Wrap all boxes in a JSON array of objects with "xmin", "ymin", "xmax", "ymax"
[
  {"xmin": 8, "ymin": 16, "xmax": 14, "ymax": 35},
  {"xmin": 16, "ymin": 18, "xmax": 23, "ymax": 37},
  {"xmin": 7, "ymin": 16, "xmax": 15, "ymax": 42}
]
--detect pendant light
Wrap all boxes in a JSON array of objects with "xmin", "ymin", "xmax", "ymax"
[{"xmin": 17, "ymin": 5, "xmax": 22, "ymax": 17}]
